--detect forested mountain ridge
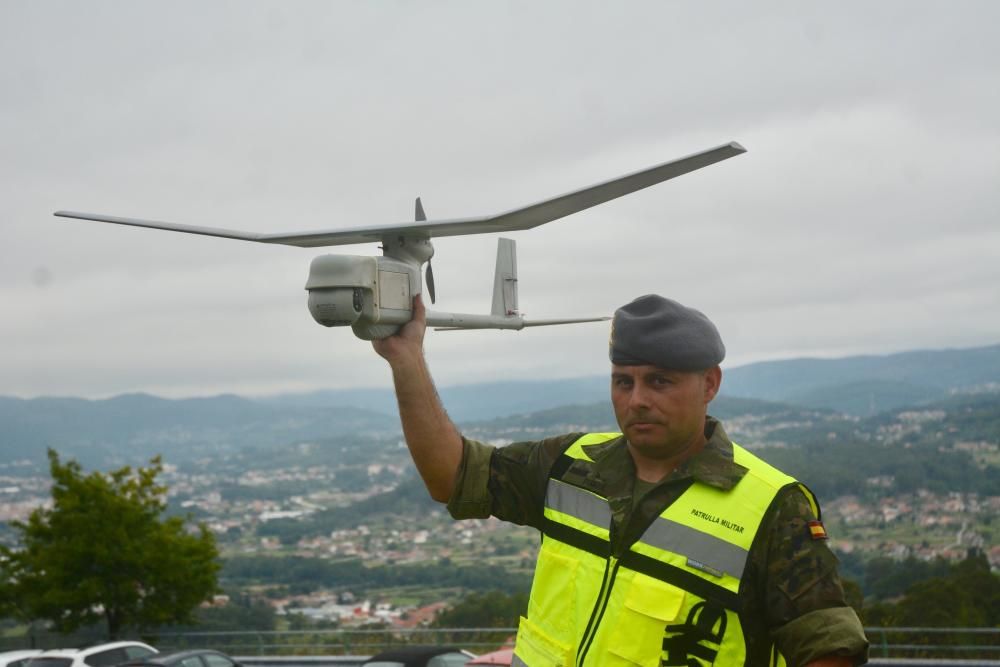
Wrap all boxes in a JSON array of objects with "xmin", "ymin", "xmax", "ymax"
[
  {"xmin": 457, "ymin": 391, "xmax": 999, "ymax": 498},
  {"xmin": 2, "ymin": 342, "xmax": 996, "ymax": 468},
  {"xmin": 262, "ymin": 343, "xmax": 1000, "ymax": 418},
  {"xmin": 721, "ymin": 343, "xmax": 1000, "ymax": 415},
  {"xmin": 0, "ymin": 393, "xmax": 392, "ymax": 468}
]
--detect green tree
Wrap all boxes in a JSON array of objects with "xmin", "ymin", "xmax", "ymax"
[
  {"xmin": 894, "ymin": 551, "xmax": 1000, "ymax": 627},
  {"xmin": 863, "ymin": 549, "xmax": 1000, "ymax": 650},
  {"xmin": 433, "ymin": 590, "xmax": 528, "ymax": 628},
  {"xmin": 176, "ymin": 593, "xmax": 277, "ymax": 632},
  {"xmin": 0, "ymin": 450, "xmax": 220, "ymax": 638}
]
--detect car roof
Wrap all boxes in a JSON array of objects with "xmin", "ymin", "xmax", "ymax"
[
  {"xmin": 79, "ymin": 643, "xmax": 156, "ymax": 655},
  {"xmin": 364, "ymin": 647, "xmax": 466, "ymax": 665},
  {"xmin": 34, "ymin": 642, "xmax": 157, "ymax": 658},
  {"xmin": 465, "ymin": 649, "xmax": 513, "ymax": 665},
  {"xmin": 119, "ymin": 649, "xmax": 229, "ymax": 666},
  {"xmin": 0, "ymin": 651, "xmax": 44, "ymax": 667}
]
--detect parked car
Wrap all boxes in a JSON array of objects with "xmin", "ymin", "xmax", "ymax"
[
  {"xmin": 0, "ymin": 650, "xmax": 43, "ymax": 667},
  {"xmin": 117, "ymin": 649, "xmax": 240, "ymax": 667},
  {"xmin": 465, "ymin": 649, "xmax": 513, "ymax": 666},
  {"xmin": 362, "ymin": 647, "xmax": 473, "ymax": 667},
  {"xmin": 25, "ymin": 642, "xmax": 157, "ymax": 667}
]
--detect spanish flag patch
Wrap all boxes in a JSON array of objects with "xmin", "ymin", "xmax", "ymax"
[{"xmin": 808, "ymin": 520, "xmax": 828, "ymax": 540}]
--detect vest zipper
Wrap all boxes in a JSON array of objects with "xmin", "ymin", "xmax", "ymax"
[
  {"xmin": 574, "ymin": 555, "xmax": 620, "ymax": 667},
  {"xmin": 574, "ymin": 557, "xmax": 612, "ymax": 664}
]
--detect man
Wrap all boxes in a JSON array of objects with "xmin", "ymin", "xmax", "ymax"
[{"xmin": 374, "ymin": 294, "xmax": 868, "ymax": 666}]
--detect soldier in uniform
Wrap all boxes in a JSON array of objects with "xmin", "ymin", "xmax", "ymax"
[{"xmin": 373, "ymin": 293, "xmax": 868, "ymax": 666}]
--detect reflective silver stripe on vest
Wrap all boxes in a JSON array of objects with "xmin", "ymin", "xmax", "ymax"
[
  {"xmin": 546, "ymin": 478, "xmax": 611, "ymax": 529},
  {"xmin": 510, "ymin": 654, "xmax": 528, "ymax": 667},
  {"xmin": 639, "ymin": 515, "xmax": 749, "ymax": 580}
]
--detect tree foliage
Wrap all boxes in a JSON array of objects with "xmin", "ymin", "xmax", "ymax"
[
  {"xmin": 432, "ymin": 590, "xmax": 528, "ymax": 628},
  {"xmin": 863, "ymin": 556, "xmax": 953, "ymax": 600},
  {"xmin": 0, "ymin": 450, "xmax": 220, "ymax": 638},
  {"xmin": 755, "ymin": 439, "xmax": 998, "ymax": 500},
  {"xmin": 221, "ymin": 555, "xmax": 531, "ymax": 595},
  {"xmin": 892, "ymin": 551, "xmax": 999, "ymax": 627},
  {"xmin": 863, "ymin": 550, "xmax": 1000, "ymax": 628},
  {"xmin": 162, "ymin": 593, "xmax": 277, "ymax": 633}
]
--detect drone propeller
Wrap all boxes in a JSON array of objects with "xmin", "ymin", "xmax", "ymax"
[
  {"xmin": 415, "ymin": 197, "xmax": 436, "ymax": 304},
  {"xmin": 425, "ymin": 263, "xmax": 436, "ymax": 304}
]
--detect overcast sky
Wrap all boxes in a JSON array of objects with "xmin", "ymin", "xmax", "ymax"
[{"xmin": 3, "ymin": 1, "xmax": 998, "ymax": 399}]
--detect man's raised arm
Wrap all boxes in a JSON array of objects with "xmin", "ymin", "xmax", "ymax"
[{"xmin": 372, "ymin": 295, "xmax": 464, "ymax": 502}]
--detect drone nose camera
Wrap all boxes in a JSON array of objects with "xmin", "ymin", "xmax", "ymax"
[
  {"xmin": 305, "ymin": 253, "xmax": 419, "ymax": 340},
  {"xmin": 55, "ymin": 142, "xmax": 746, "ymax": 340},
  {"xmin": 304, "ymin": 254, "xmax": 377, "ymax": 327},
  {"xmin": 307, "ymin": 286, "xmax": 365, "ymax": 326}
]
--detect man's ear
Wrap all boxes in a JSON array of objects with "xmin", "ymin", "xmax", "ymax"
[{"xmin": 704, "ymin": 366, "xmax": 722, "ymax": 403}]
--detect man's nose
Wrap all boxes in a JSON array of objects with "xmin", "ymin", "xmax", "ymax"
[{"xmin": 628, "ymin": 383, "xmax": 652, "ymax": 409}]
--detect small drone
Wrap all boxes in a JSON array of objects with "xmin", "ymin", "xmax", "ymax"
[{"xmin": 55, "ymin": 142, "xmax": 745, "ymax": 340}]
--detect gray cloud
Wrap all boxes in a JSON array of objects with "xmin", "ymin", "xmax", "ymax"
[{"xmin": 2, "ymin": 1, "xmax": 999, "ymax": 398}]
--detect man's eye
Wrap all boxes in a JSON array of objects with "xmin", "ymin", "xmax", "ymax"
[{"xmin": 651, "ymin": 376, "xmax": 671, "ymax": 386}]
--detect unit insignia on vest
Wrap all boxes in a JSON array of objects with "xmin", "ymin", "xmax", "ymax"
[
  {"xmin": 690, "ymin": 508, "xmax": 745, "ymax": 534},
  {"xmin": 661, "ymin": 601, "xmax": 727, "ymax": 666},
  {"xmin": 685, "ymin": 558, "xmax": 724, "ymax": 578}
]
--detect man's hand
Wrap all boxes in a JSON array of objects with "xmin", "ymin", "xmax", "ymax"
[{"xmin": 372, "ymin": 294, "xmax": 427, "ymax": 365}]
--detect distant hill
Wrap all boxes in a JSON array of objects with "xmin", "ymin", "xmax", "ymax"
[
  {"xmin": 459, "ymin": 396, "xmax": 815, "ymax": 441},
  {"xmin": 750, "ymin": 391, "xmax": 1000, "ymax": 499},
  {"xmin": 720, "ymin": 344, "xmax": 1000, "ymax": 416},
  {"xmin": 260, "ymin": 376, "xmax": 611, "ymax": 422},
  {"xmin": 0, "ymin": 393, "xmax": 393, "ymax": 468},
  {"xmin": 263, "ymin": 343, "xmax": 1000, "ymax": 418},
  {"xmin": 3, "ymin": 342, "xmax": 997, "ymax": 468}
]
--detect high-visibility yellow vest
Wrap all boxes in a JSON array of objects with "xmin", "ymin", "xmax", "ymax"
[{"xmin": 512, "ymin": 432, "xmax": 819, "ymax": 667}]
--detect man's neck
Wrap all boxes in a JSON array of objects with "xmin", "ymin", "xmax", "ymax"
[{"xmin": 629, "ymin": 434, "xmax": 708, "ymax": 483}]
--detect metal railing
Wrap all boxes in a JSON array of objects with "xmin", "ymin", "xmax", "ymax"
[
  {"xmin": 150, "ymin": 627, "xmax": 512, "ymax": 656},
  {"xmin": 864, "ymin": 627, "xmax": 999, "ymax": 661},
  {"xmin": 4, "ymin": 627, "xmax": 998, "ymax": 663}
]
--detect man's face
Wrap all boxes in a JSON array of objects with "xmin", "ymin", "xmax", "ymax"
[{"xmin": 610, "ymin": 364, "xmax": 721, "ymax": 461}]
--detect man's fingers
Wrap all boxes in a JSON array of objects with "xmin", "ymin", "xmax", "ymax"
[
  {"xmin": 412, "ymin": 293, "xmax": 427, "ymax": 324},
  {"xmin": 370, "ymin": 292, "xmax": 427, "ymax": 360}
]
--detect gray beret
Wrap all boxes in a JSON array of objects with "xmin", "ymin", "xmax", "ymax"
[{"xmin": 609, "ymin": 294, "xmax": 725, "ymax": 370}]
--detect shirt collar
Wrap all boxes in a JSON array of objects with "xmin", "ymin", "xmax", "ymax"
[{"xmin": 581, "ymin": 415, "xmax": 748, "ymax": 491}]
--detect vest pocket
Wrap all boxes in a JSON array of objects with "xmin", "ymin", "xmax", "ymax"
[
  {"xmin": 528, "ymin": 544, "xmax": 580, "ymax": 635},
  {"xmin": 515, "ymin": 615, "xmax": 573, "ymax": 667},
  {"xmin": 607, "ymin": 572, "xmax": 686, "ymax": 666}
]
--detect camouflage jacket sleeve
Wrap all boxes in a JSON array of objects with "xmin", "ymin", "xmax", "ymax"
[
  {"xmin": 446, "ymin": 433, "xmax": 583, "ymax": 528},
  {"xmin": 755, "ymin": 487, "xmax": 869, "ymax": 665}
]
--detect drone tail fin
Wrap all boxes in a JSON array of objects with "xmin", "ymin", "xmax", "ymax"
[{"xmin": 490, "ymin": 238, "xmax": 518, "ymax": 317}]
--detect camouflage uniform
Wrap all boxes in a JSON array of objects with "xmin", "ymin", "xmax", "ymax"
[{"xmin": 447, "ymin": 417, "xmax": 869, "ymax": 666}]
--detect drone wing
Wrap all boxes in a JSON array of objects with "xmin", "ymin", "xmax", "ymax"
[{"xmin": 55, "ymin": 141, "xmax": 745, "ymax": 248}]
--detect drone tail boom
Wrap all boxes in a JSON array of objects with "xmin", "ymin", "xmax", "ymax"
[
  {"xmin": 429, "ymin": 314, "xmax": 610, "ymax": 331},
  {"xmin": 430, "ymin": 236, "xmax": 609, "ymax": 331}
]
